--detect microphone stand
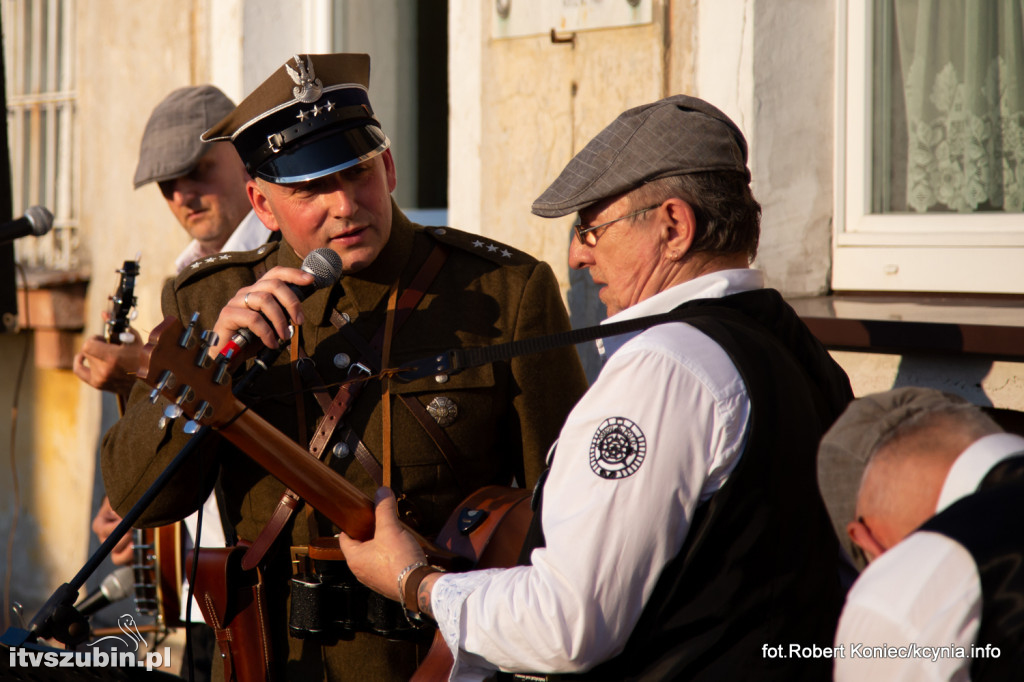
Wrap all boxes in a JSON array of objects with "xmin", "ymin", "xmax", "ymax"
[{"xmin": 2, "ymin": 341, "xmax": 286, "ymax": 650}]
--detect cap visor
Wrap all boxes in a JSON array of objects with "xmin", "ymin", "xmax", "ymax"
[{"xmin": 255, "ymin": 125, "xmax": 390, "ymax": 183}]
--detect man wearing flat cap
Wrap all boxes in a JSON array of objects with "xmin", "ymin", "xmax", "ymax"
[
  {"xmin": 100, "ymin": 54, "xmax": 586, "ymax": 681},
  {"xmin": 342, "ymin": 95, "xmax": 854, "ymax": 680},
  {"xmin": 828, "ymin": 387, "xmax": 1024, "ymax": 680},
  {"xmin": 79, "ymin": 84, "xmax": 270, "ymax": 682},
  {"xmin": 75, "ymin": 84, "xmax": 268, "ymax": 400}
]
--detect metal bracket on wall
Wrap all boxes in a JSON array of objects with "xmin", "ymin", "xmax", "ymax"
[{"xmin": 550, "ymin": 28, "xmax": 576, "ymax": 47}]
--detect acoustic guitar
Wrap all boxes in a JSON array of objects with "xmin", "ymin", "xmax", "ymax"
[{"xmin": 138, "ymin": 314, "xmax": 535, "ymax": 680}]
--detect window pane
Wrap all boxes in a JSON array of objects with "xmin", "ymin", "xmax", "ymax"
[{"xmin": 872, "ymin": 0, "xmax": 1024, "ymax": 214}]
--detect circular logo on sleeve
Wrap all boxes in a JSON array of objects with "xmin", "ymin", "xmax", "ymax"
[{"xmin": 589, "ymin": 417, "xmax": 647, "ymax": 479}]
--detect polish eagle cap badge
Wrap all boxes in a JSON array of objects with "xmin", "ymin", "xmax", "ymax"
[{"xmin": 286, "ymin": 54, "xmax": 324, "ymax": 103}]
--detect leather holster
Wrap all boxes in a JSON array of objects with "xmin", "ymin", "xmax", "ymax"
[{"xmin": 187, "ymin": 546, "xmax": 276, "ymax": 682}]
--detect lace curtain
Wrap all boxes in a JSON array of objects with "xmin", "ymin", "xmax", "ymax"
[{"xmin": 885, "ymin": 0, "xmax": 1024, "ymax": 213}]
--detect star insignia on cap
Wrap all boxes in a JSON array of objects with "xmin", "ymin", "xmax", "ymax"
[
  {"xmin": 324, "ymin": 100, "xmax": 335, "ymax": 112},
  {"xmin": 190, "ymin": 261, "xmax": 202, "ymax": 270},
  {"xmin": 471, "ymin": 239, "xmax": 484, "ymax": 248},
  {"xmin": 500, "ymin": 249, "xmax": 512, "ymax": 258},
  {"xmin": 311, "ymin": 104, "xmax": 322, "ymax": 116},
  {"xmin": 486, "ymin": 244, "xmax": 499, "ymax": 253},
  {"xmin": 297, "ymin": 109, "xmax": 308, "ymax": 121},
  {"xmin": 203, "ymin": 257, "xmax": 217, "ymax": 264},
  {"xmin": 218, "ymin": 254, "xmax": 231, "ymax": 261}
]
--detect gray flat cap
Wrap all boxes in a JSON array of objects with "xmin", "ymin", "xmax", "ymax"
[
  {"xmin": 532, "ymin": 94, "xmax": 750, "ymax": 218},
  {"xmin": 817, "ymin": 386, "xmax": 970, "ymax": 572},
  {"xmin": 134, "ymin": 85, "xmax": 236, "ymax": 189}
]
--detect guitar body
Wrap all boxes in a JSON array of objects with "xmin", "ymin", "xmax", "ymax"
[
  {"xmin": 131, "ymin": 523, "xmax": 184, "ymax": 629},
  {"xmin": 411, "ymin": 486, "xmax": 535, "ymax": 681}
]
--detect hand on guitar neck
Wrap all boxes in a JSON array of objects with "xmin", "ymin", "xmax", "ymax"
[
  {"xmin": 339, "ymin": 488, "xmax": 444, "ymax": 618},
  {"xmin": 72, "ymin": 259, "xmax": 143, "ymax": 403}
]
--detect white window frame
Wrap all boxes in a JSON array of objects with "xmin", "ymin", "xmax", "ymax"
[
  {"xmin": 2, "ymin": 0, "xmax": 78, "ymax": 271},
  {"xmin": 834, "ymin": 0, "xmax": 1024, "ymax": 294}
]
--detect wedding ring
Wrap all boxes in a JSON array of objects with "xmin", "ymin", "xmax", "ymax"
[{"xmin": 244, "ymin": 292, "xmax": 253, "ymax": 309}]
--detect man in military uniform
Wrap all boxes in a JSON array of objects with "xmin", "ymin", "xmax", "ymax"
[{"xmin": 100, "ymin": 53, "xmax": 587, "ymax": 681}]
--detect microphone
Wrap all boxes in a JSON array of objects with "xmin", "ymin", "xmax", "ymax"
[
  {"xmin": 219, "ymin": 247, "xmax": 343, "ymax": 359},
  {"xmin": 0, "ymin": 205, "xmax": 54, "ymax": 245},
  {"xmin": 74, "ymin": 566, "xmax": 134, "ymax": 617}
]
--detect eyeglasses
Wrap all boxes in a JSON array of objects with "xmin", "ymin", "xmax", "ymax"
[{"xmin": 573, "ymin": 204, "xmax": 660, "ymax": 246}]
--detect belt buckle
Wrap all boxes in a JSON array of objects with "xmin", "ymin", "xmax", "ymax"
[{"xmin": 349, "ymin": 362, "xmax": 372, "ymax": 378}]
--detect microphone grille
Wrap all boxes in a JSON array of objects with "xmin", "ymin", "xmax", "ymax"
[
  {"xmin": 301, "ymin": 248, "xmax": 344, "ymax": 288},
  {"xmin": 25, "ymin": 205, "xmax": 54, "ymax": 237},
  {"xmin": 101, "ymin": 566, "xmax": 136, "ymax": 602}
]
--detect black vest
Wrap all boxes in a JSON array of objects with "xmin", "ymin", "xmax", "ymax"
[
  {"xmin": 919, "ymin": 455, "xmax": 1024, "ymax": 680},
  {"xmin": 523, "ymin": 289, "xmax": 852, "ymax": 681}
]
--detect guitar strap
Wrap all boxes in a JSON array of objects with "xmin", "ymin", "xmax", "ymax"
[{"xmin": 240, "ymin": 243, "xmax": 449, "ymax": 571}]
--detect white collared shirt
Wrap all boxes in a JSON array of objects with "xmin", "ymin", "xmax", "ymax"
[
  {"xmin": 834, "ymin": 433, "xmax": 1024, "ymax": 681},
  {"xmin": 173, "ymin": 210, "xmax": 271, "ymax": 274},
  {"xmin": 432, "ymin": 269, "xmax": 764, "ymax": 680}
]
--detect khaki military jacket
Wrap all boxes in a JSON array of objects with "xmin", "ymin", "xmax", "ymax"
[{"xmin": 101, "ymin": 206, "xmax": 587, "ymax": 681}]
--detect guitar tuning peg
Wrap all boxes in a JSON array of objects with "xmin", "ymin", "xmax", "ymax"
[
  {"xmin": 178, "ymin": 312, "xmax": 201, "ymax": 349},
  {"xmin": 201, "ymin": 330, "xmax": 220, "ymax": 347},
  {"xmin": 193, "ymin": 400, "xmax": 212, "ymax": 422},
  {"xmin": 164, "ymin": 404, "xmax": 184, "ymax": 420},
  {"xmin": 175, "ymin": 385, "xmax": 195, "ymax": 405},
  {"xmin": 156, "ymin": 369, "xmax": 176, "ymax": 392},
  {"xmin": 129, "ymin": 309, "xmax": 138, "ymax": 321},
  {"xmin": 195, "ymin": 349, "xmax": 213, "ymax": 369},
  {"xmin": 212, "ymin": 358, "xmax": 231, "ymax": 385},
  {"xmin": 118, "ymin": 331, "xmax": 136, "ymax": 344},
  {"xmin": 183, "ymin": 420, "xmax": 201, "ymax": 435},
  {"xmin": 150, "ymin": 370, "xmax": 176, "ymax": 403}
]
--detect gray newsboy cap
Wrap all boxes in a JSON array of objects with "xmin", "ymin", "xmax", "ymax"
[
  {"xmin": 532, "ymin": 94, "xmax": 750, "ymax": 218},
  {"xmin": 134, "ymin": 85, "xmax": 236, "ymax": 189},
  {"xmin": 817, "ymin": 386, "xmax": 971, "ymax": 572}
]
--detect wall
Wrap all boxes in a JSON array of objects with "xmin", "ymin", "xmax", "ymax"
[{"xmin": 2, "ymin": 0, "xmax": 426, "ymax": 621}]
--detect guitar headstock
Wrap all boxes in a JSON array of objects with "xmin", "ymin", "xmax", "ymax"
[
  {"xmin": 138, "ymin": 314, "xmax": 238, "ymax": 430},
  {"xmin": 104, "ymin": 259, "xmax": 140, "ymax": 345}
]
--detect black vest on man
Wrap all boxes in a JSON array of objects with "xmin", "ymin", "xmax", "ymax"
[
  {"xmin": 521, "ymin": 289, "xmax": 852, "ymax": 681},
  {"xmin": 919, "ymin": 455, "xmax": 1024, "ymax": 680}
]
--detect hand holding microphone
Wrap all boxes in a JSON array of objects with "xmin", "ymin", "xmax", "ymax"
[{"xmin": 212, "ymin": 247, "xmax": 343, "ymax": 360}]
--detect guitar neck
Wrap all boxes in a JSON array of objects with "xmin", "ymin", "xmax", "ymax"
[
  {"xmin": 213, "ymin": 397, "xmax": 452, "ymax": 561},
  {"xmin": 222, "ymin": 406, "xmax": 377, "ymax": 540}
]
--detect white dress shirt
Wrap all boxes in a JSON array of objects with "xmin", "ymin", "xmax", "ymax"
[
  {"xmin": 834, "ymin": 432, "xmax": 1024, "ymax": 681},
  {"xmin": 432, "ymin": 269, "xmax": 765, "ymax": 680},
  {"xmin": 172, "ymin": 209, "xmax": 271, "ymax": 273}
]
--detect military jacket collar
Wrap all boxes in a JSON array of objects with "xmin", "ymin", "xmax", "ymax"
[{"xmin": 276, "ymin": 198, "xmax": 416, "ymax": 328}]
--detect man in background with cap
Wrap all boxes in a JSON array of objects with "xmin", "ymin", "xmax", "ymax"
[
  {"xmin": 830, "ymin": 387, "xmax": 1024, "ymax": 680},
  {"xmin": 76, "ymin": 84, "xmax": 270, "ymax": 682},
  {"xmin": 74, "ymin": 84, "xmax": 268, "ymax": 398},
  {"xmin": 341, "ymin": 94, "xmax": 853, "ymax": 680},
  {"xmin": 100, "ymin": 54, "xmax": 586, "ymax": 681}
]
